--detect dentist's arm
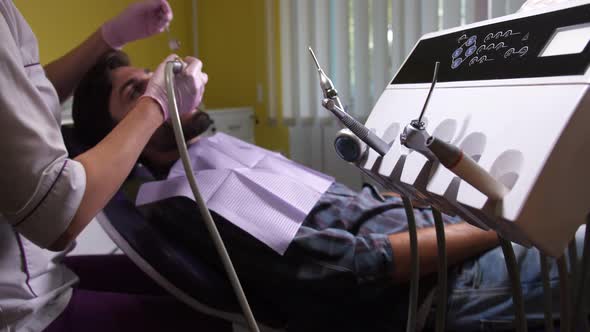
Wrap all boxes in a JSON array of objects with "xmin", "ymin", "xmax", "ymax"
[
  {"xmin": 44, "ymin": 30, "xmax": 111, "ymax": 103},
  {"xmin": 49, "ymin": 56, "xmax": 207, "ymax": 251},
  {"xmin": 48, "ymin": 98, "xmax": 164, "ymax": 251},
  {"xmin": 44, "ymin": 0, "xmax": 172, "ymax": 102}
]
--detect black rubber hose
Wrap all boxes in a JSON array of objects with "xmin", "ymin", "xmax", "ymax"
[
  {"xmin": 499, "ymin": 237, "xmax": 528, "ymax": 332},
  {"xmin": 401, "ymin": 196, "xmax": 420, "ymax": 332},
  {"xmin": 431, "ymin": 208, "xmax": 447, "ymax": 332},
  {"xmin": 572, "ymin": 220, "xmax": 590, "ymax": 332},
  {"xmin": 540, "ymin": 253, "xmax": 555, "ymax": 332},
  {"xmin": 557, "ymin": 256, "xmax": 570, "ymax": 332}
]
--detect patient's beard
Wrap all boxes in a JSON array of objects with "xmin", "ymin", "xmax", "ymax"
[
  {"xmin": 151, "ymin": 111, "xmax": 213, "ymax": 151},
  {"xmin": 140, "ymin": 110, "xmax": 213, "ymax": 178}
]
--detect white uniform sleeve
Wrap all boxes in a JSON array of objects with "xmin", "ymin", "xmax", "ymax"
[{"xmin": 0, "ymin": 11, "xmax": 86, "ymax": 248}]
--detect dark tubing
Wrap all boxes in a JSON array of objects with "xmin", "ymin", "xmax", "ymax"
[
  {"xmin": 402, "ymin": 196, "xmax": 419, "ymax": 332},
  {"xmin": 166, "ymin": 64, "xmax": 260, "ymax": 332},
  {"xmin": 540, "ymin": 254, "xmax": 555, "ymax": 332},
  {"xmin": 499, "ymin": 237, "xmax": 528, "ymax": 332},
  {"xmin": 572, "ymin": 219, "xmax": 590, "ymax": 332},
  {"xmin": 568, "ymin": 239, "xmax": 578, "ymax": 332},
  {"xmin": 557, "ymin": 256, "xmax": 571, "ymax": 332},
  {"xmin": 432, "ymin": 208, "xmax": 447, "ymax": 332}
]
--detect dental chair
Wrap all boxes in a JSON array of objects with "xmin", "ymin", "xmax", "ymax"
[
  {"xmin": 63, "ymin": 124, "xmax": 583, "ymax": 332},
  {"xmin": 61, "ymin": 125, "xmax": 287, "ymax": 332}
]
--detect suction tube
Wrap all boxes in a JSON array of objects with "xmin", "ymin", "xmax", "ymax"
[
  {"xmin": 401, "ymin": 196, "xmax": 419, "ymax": 332},
  {"xmin": 165, "ymin": 61, "xmax": 260, "ymax": 332},
  {"xmin": 557, "ymin": 256, "xmax": 571, "ymax": 332},
  {"xmin": 540, "ymin": 254, "xmax": 555, "ymax": 332},
  {"xmin": 572, "ymin": 220, "xmax": 590, "ymax": 331},
  {"xmin": 499, "ymin": 237, "xmax": 528, "ymax": 332},
  {"xmin": 431, "ymin": 208, "xmax": 447, "ymax": 332}
]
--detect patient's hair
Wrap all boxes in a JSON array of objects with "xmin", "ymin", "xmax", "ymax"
[{"xmin": 72, "ymin": 51, "xmax": 130, "ymax": 148}]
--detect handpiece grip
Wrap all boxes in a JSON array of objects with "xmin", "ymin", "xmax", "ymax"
[
  {"xmin": 325, "ymin": 99, "xmax": 389, "ymax": 157},
  {"xmin": 341, "ymin": 114, "xmax": 389, "ymax": 156},
  {"xmin": 169, "ymin": 60, "xmax": 184, "ymax": 74},
  {"xmin": 334, "ymin": 129, "xmax": 367, "ymax": 163},
  {"xmin": 427, "ymin": 136, "xmax": 509, "ymax": 201}
]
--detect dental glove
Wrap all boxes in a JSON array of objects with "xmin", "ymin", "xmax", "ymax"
[
  {"xmin": 101, "ymin": 0, "xmax": 173, "ymax": 49},
  {"xmin": 140, "ymin": 55, "xmax": 209, "ymax": 121}
]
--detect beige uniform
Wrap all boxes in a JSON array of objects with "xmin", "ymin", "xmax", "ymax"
[{"xmin": 0, "ymin": 1, "xmax": 86, "ymax": 331}]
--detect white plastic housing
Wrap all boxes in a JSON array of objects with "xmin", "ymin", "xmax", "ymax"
[{"xmin": 359, "ymin": 1, "xmax": 590, "ymax": 257}]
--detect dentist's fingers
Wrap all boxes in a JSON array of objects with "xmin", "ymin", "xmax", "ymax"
[
  {"xmin": 182, "ymin": 57, "xmax": 203, "ymax": 76},
  {"xmin": 200, "ymin": 72, "xmax": 209, "ymax": 85},
  {"xmin": 182, "ymin": 57, "xmax": 207, "ymax": 87}
]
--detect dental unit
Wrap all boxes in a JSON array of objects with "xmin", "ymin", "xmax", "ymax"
[{"xmin": 314, "ymin": 1, "xmax": 590, "ymax": 331}]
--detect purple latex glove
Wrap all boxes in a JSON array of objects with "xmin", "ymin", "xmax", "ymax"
[
  {"xmin": 140, "ymin": 55, "xmax": 209, "ymax": 121},
  {"xmin": 101, "ymin": 0, "xmax": 173, "ymax": 49}
]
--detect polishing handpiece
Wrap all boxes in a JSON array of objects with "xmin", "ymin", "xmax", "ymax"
[
  {"xmin": 334, "ymin": 128, "xmax": 368, "ymax": 163},
  {"xmin": 169, "ymin": 59, "xmax": 184, "ymax": 74},
  {"xmin": 309, "ymin": 46, "xmax": 389, "ymax": 157},
  {"xmin": 427, "ymin": 136, "xmax": 509, "ymax": 201},
  {"xmin": 322, "ymin": 99, "xmax": 390, "ymax": 156}
]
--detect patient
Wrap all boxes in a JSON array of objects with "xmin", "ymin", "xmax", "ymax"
[{"xmin": 72, "ymin": 51, "xmax": 586, "ymax": 331}]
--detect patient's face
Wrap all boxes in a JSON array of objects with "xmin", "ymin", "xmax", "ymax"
[
  {"xmin": 108, "ymin": 66, "xmax": 151, "ymax": 122},
  {"xmin": 107, "ymin": 65, "xmax": 201, "ymax": 128},
  {"xmin": 106, "ymin": 65, "xmax": 209, "ymax": 175}
]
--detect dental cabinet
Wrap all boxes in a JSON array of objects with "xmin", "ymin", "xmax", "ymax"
[{"xmin": 359, "ymin": 1, "xmax": 590, "ymax": 257}]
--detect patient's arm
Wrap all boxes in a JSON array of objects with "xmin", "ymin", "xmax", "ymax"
[{"xmin": 389, "ymin": 222, "xmax": 498, "ymax": 283}]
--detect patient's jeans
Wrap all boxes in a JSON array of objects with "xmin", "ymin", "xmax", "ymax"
[{"xmin": 444, "ymin": 226, "xmax": 589, "ymax": 332}]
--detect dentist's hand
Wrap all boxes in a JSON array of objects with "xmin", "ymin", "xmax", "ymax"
[
  {"xmin": 102, "ymin": 0, "xmax": 173, "ymax": 49},
  {"xmin": 140, "ymin": 55, "xmax": 209, "ymax": 121}
]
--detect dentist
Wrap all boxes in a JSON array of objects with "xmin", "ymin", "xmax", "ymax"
[{"xmin": 0, "ymin": 0, "xmax": 210, "ymax": 331}]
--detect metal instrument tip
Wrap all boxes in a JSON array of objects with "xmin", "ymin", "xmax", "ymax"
[
  {"xmin": 416, "ymin": 61, "xmax": 441, "ymax": 124},
  {"xmin": 308, "ymin": 46, "xmax": 321, "ymax": 70}
]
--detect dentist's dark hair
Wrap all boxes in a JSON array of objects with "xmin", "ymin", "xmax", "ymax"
[{"xmin": 72, "ymin": 51, "xmax": 130, "ymax": 148}]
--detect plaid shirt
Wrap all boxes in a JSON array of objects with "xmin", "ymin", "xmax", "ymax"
[{"xmin": 143, "ymin": 182, "xmax": 461, "ymax": 331}]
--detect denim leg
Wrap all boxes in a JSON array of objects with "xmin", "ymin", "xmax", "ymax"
[{"xmin": 446, "ymin": 226, "xmax": 588, "ymax": 332}]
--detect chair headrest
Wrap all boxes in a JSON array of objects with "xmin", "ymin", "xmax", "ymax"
[
  {"xmin": 61, "ymin": 125, "xmax": 89, "ymax": 159},
  {"xmin": 61, "ymin": 124, "xmax": 156, "ymax": 181}
]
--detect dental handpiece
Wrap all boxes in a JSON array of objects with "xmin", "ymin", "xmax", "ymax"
[
  {"xmin": 165, "ymin": 61, "xmax": 261, "ymax": 332},
  {"xmin": 427, "ymin": 136, "xmax": 509, "ymax": 201},
  {"xmin": 401, "ymin": 61, "xmax": 508, "ymax": 201},
  {"xmin": 334, "ymin": 128, "xmax": 367, "ymax": 163},
  {"xmin": 161, "ymin": 5, "xmax": 180, "ymax": 52},
  {"xmin": 322, "ymin": 99, "xmax": 390, "ymax": 156},
  {"xmin": 309, "ymin": 47, "xmax": 390, "ymax": 157},
  {"xmin": 171, "ymin": 60, "xmax": 183, "ymax": 74},
  {"xmin": 166, "ymin": 26, "xmax": 181, "ymax": 51}
]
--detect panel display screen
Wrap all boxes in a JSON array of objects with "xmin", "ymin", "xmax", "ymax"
[{"xmin": 392, "ymin": 4, "xmax": 590, "ymax": 84}]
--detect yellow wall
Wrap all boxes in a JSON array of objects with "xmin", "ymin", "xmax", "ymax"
[
  {"xmin": 15, "ymin": 0, "xmax": 194, "ymax": 70},
  {"xmin": 15, "ymin": 0, "xmax": 290, "ymax": 155},
  {"xmin": 196, "ymin": 0, "xmax": 289, "ymax": 154}
]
